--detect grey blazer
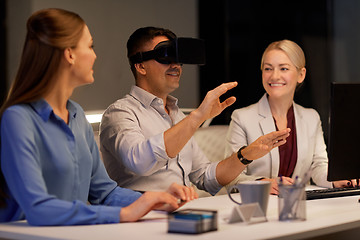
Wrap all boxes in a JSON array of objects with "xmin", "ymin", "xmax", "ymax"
[{"xmin": 225, "ymin": 94, "xmax": 332, "ymax": 188}]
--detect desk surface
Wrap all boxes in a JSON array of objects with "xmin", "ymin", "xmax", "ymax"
[{"xmin": 1, "ymin": 193, "xmax": 360, "ymax": 240}]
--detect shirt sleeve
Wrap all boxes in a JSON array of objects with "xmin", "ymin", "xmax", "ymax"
[
  {"xmin": 84, "ymin": 115, "xmax": 142, "ymax": 206},
  {"xmin": 100, "ymin": 104, "xmax": 172, "ymax": 176},
  {"xmin": 188, "ymin": 137, "xmax": 222, "ymax": 195},
  {"xmin": 0, "ymin": 107, "xmax": 139, "ymax": 226}
]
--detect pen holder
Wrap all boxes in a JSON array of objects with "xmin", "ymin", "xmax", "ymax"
[{"xmin": 278, "ymin": 184, "xmax": 306, "ymax": 221}]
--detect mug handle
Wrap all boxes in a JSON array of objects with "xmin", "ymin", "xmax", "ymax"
[{"xmin": 227, "ymin": 185, "xmax": 242, "ymax": 205}]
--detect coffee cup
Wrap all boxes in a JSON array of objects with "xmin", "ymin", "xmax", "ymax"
[{"xmin": 227, "ymin": 181, "xmax": 271, "ymax": 215}]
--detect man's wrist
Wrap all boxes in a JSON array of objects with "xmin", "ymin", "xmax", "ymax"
[
  {"xmin": 188, "ymin": 110, "xmax": 205, "ymax": 129},
  {"xmin": 237, "ymin": 146, "xmax": 253, "ymax": 165}
]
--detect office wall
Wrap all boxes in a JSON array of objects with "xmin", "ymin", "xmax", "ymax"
[{"xmin": 6, "ymin": 0, "xmax": 199, "ymax": 111}]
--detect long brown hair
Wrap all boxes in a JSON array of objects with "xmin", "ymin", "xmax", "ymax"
[{"xmin": 0, "ymin": 8, "xmax": 85, "ymax": 207}]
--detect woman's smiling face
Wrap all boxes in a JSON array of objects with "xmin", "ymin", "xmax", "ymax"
[{"xmin": 262, "ymin": 49, "xmax": 305, "ymax": 100}]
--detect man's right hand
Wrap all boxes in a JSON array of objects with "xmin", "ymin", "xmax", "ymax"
[
  {"xmin": 191, "ymin": 82, "xmax": 238, "ymax": 125},
  {"xmin": 165, "ymin": 82, "xmax": 238, "ymax": 158}
]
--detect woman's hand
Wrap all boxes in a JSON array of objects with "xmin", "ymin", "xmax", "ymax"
[
  {"xmin": 120, "ymin": 191, "xmax": 180, "ymax": 222},
  {"xmin": 333, "ymin": 179, "xmax": 360, "ymax": 188},
  {"xmin": 260, "ymin": 177, "xmax": 294, "ymax": 195},
  {"xmin": 120, "ymin": 183, "xmax": 198, "ymax": 222},
  {"xmin": 166, "ymin": 182, "xmax": 198, "ymax": 202}
]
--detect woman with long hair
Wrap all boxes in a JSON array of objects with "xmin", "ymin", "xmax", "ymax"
[{"xmin": 0, "ymin": 8, "xmax": 195, "ymax": 226}]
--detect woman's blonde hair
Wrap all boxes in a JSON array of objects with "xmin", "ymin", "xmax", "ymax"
[{"xmin": 260, "ymin": 39, "xmax": 306, "ymax": 71}]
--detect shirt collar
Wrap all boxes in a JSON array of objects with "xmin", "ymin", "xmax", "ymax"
[
  {"xmin": 30, "ymin": 99, "xmax": 77, "ymax": 122},
  {"xmin": 129, "ymin": 85, "xmax": 178, "ymax": 108}
]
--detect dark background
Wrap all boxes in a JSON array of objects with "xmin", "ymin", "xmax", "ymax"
[
  {"xmin": 0, "ymin": 0, "xmax": 340, "ymax": 141},
  {"xmin": 198, "ymin": 0, "xmax": 333, "ymax": 140},
  {"xmin": 0, "ymin": 0, "xmax": 6, "ymax": 106}
]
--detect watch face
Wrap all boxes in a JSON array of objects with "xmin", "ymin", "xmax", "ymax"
[{"xmin": 241, "ymin": 159, "xmax": 253, "ymax": 165}]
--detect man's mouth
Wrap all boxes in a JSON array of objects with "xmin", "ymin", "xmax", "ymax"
[{"xmin": 166, "ymin": 69, "xmax": 180, "ymax": 77}]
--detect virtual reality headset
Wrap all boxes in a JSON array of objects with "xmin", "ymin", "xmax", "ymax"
[{"xmin": 129, "ymin": 37, "xmax": 206, "ymax": 65}]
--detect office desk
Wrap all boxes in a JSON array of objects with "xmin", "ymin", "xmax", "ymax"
[{"xmin": 1, "ymin": 193, "xmax": 360, "ymax": 240}]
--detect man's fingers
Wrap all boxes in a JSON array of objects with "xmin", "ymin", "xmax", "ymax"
[
  {"xmin": 273, "ymin": 128, "xmax": 291, "ymax": 138},
  {"xmin": 264, "ymin": 128, "xmax": 290, "ymax": 147},
  {"xmin": 221, "ymin": 96, "xmax": 236, "ymax": 108},
  {"xmin": 264, "ymin": 128, "xmax": 290, "ymax": 141},
  {"xmin": 213, "ymin": 82, "xmax": 238, "ymax": 96},
  {"xmin": 273, "ymin": 139, "xmax": 287, "ymax": 148}
]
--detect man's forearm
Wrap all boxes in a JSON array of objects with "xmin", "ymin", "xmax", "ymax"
[
  {"xmin": 215, "ymin": 153, "xmax": 247, "ymax": 186},
  {"xmin": 163, "ymin": 110, "xmax": 204, "ymax": 158}
]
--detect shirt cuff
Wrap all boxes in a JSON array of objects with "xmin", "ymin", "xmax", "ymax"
[
  {"xmin": 97, "ymin": 205, "xmax": 122, "ymax": 223},
  {"xmin": 151, "ymin": 132, "xmax": 176, "ymax": 162},
  {"xmin": 204, "ymin": 162, "xmax": 223, "ymax": 195}
]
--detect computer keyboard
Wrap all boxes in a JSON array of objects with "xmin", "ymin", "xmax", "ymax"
[{"xmin": 306, "ymin": 187, "xmax": 360, "ymax": 200}]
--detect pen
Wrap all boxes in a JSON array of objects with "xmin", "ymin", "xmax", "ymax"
[
  {"xmin": 278, "ymin": 175, "xmax": 283, "ymax": 186},
  {"xmin": 294, "ymin": 176, "xmax": 299, "ymax": 186},
  {"xmin": 177, "ymin": 199, "xmax": 187, "ymax": 204}
]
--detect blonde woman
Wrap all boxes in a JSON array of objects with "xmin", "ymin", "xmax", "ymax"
[{"xmin": 225, "ymin": 40, "xmax": 351, "ymax": 194}]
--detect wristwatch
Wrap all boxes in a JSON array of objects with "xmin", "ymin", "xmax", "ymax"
[{"xmin": 237, "ymin": 146, "xmax": 253, "ymax": 165}]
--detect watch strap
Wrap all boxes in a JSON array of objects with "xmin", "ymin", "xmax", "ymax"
[{"xmin": 237, "ymin": 146, "xmax": 253, "ymax": 165}]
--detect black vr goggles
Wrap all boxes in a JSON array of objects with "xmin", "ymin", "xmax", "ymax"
[{"xmin": 129, "ymin": 37, "xmax": 206, "ymax": 65}]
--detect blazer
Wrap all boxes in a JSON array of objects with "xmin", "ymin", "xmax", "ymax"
[{"xmin": 225, "ymin": 94, "xmax": 333, "ymax": 188}]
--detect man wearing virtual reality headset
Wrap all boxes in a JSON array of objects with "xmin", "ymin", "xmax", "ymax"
[
  {"xmin": 128, "ymin": 37, "xmax": 206, "ymax": 65},
  {"xmin": 99, "ymin": 26, "xmax": 290, "ymax": 199}
]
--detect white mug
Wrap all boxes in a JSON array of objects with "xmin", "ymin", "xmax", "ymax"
[{"xmin": 228, "ymin": 181, "xmax": 271, "ymax": 215}]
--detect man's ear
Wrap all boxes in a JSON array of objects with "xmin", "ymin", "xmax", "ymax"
[
  {"xmin": 64, "ymin": 48, "xmax": 75, "ymax": 65},
  {"xmin": 134, "ymin": 63, "xmax": 146, "ymax": 75}
]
